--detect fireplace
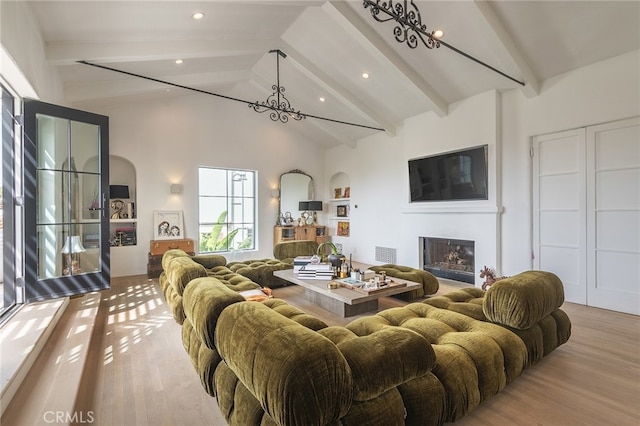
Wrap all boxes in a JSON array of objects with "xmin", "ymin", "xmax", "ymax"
[{"xmin": 420, "ymin": 237, "xmax": 475, "ymax": 284}]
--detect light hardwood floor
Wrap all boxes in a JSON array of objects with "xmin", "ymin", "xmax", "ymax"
[{"xmin": 5, "ymin": 275, "xmax": 640, "ymax": 425}]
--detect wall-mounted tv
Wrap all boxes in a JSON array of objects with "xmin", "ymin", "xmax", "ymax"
[{"xmin": 408, "ymin": 145, "xmax": 488, "ymax": 202}]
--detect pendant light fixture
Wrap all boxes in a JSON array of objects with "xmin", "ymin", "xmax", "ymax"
[{"xmin": 249, "ymin": 49, "xmax": 305, "ymax": 123}]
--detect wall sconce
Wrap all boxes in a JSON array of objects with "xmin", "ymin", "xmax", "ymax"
[
  {"xmin": 271, "ymin": 188, "xmax": 280, "ymax": 199},
  {"xmin": 170, "ymin": 184, "xmax": 183, "ymax": 194}
]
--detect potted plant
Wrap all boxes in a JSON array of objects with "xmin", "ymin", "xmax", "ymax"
[{"xmin": 317, "ymin": 241, "xmax": 344, "ymax": 267}]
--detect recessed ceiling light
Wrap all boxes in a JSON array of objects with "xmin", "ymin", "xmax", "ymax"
[
  {"xmin": 192, "ymin": 12, "xmax": 204, "ymax": 20},
  {"xmin": 362, "ymin": 72, "xmax": 370, "ymax": 79},
  {"xmin": 319, "ymin": 97, "xmax": 326, "ymax": 102},
  {"xmin": 175, "ymin": 59, "xmax": 183, "ymax": 65},
  {"xmin": 432, "ymin": 29, "xmax": 444, "ymax": 39}
]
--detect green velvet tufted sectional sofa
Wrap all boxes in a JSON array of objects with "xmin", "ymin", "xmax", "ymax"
[
  {"xmin": 160, "ymin": 250, "xmax": 571, "ymax": 425},
  {"xmin": 370, "ymin": 264, "xmax": 440, "ymax": 300}
]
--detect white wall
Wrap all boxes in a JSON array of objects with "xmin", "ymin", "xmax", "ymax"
[
  {"xmin": 91, "ymin": 93, "xmax": 326, "ymax": 276},
  {"xmin": 0, "ymin": 1, "xmax": 64, "ymax": 103},
  {"xmin": 326, "ymin": 51, "xmax": 640, "ymax": 285}
]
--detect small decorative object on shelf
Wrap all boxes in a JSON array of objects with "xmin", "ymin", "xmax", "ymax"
[
  {"xmin": 110, "ymin": 199, "xmax": 125, "ymax": 219},
  {"xmin": 337, "ymin": 205, "xmax": 348, "ymax": 217},
  {"xmin": 337, "ymin": 221, "xmax": 350, "ymax": 237},
  {"xmin": 334, "ymin": 187, "xmax": 342, "ymax": 198},
  {"xmin": 344, "ymin": 186, "xmax": 350, "ymax": 198},
  {"xmin": 110, "ymin": 184, "xmax": 130, "ymax": 219},
  {"xmin": 283, "ymin": 211, "xmax": 293, "ymax": 225}
]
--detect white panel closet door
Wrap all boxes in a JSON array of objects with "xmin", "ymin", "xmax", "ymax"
[
  {"xmin": 533, "ymin": 129, "xmax": 587, "ymax": 304},
  {"xmin": 586, "ymin": 117, "xmax": 639, "ymax": 315}
]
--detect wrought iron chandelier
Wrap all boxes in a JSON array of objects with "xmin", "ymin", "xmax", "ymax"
[
  {"xmin": 249, "ymin": 49, "xmax": 305, "ymax": 123},
  {"xmin": 362, "ymin": 0, "xmax": 524, "ymax": 86}
]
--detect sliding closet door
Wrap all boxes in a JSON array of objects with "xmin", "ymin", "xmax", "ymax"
[
  {"xmin": 533, "ymin": 129, "xmax": 587, "ymax": 304},
  {"xmin": 586, "ymin": 117, "xmax": 639, "ymax": 315},
  {"xmin": 534, "ymin": 117, "xmax": 639, "ymax": 314}
]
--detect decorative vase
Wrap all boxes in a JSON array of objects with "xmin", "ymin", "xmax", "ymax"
[{"xmin": 328, "ymin": 253, "xmax": 343, "ymax": 268}]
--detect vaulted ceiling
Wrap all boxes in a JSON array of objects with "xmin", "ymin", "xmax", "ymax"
[{"xmin": 27, "ymin": 0, "xmax": 640, "ymax": 147}]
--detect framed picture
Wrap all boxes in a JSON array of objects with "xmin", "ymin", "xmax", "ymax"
[
  {"xmin": 334, "ymin": 187, "xmax": 342, "ymax": 199},
  {"xmin": 344, "ymin": 187, "xmax": 351, "ymax": 198},
  {"xmin": 154, "ymin": 210, "xmax": 184, "ymax": 240},
  {"xmin": 337, "ymin": 205, "xmax": 348, "ymax": 217},
  {"xmin": 337, "ymin": 221, "xmax": 350, "ymax": 237}
]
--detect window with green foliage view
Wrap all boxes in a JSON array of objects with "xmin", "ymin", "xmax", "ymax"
[{"xmin": 198, "ymin": 167, "xmax": 256, "ymax": 253}]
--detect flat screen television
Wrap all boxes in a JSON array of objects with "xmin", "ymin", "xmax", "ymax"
[{"xmin": 408, "ymin": 145, "xmax": 488, "ymax": 202}]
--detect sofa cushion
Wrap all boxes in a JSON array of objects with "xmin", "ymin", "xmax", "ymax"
[
  {"xmin": 182, "ymin": 277, "xmax": 246, "ymax": 349},
  {"xmin": 161, "ymin": 248, "xmax": 191, "ymax": 270},
  {"xmin": 226, "ymin": 258, "xmax": 293, "ymax": 288},
  {"xmin": 369, "ymin": 264, "xmax": 439, "ymax": 299},
  {"xmin": 214, "ymin": 362, "xmax": 278, "ymax": 425},
  {"xmin": 159, "ymin": 273, "xmax": 187, "ymax": 324},
  {"xmin": 262, "ymin": 298, "xmax": 328, "ymax": 331},
  {"xmin": 205, "ymin": 265, "xmax": 262, "ymax": 292},
  {"xmin": 483, "ymin": 270, "xmax": 565, "ymax": 330},
  {"xmin": 346, "ymin": 303, "xmax": 527, "ymax": 422},
  {"xmin": 423, "ymin": 288, "xmax": 487, "ymax": 321},
  {"xmin": 191, "ymin": 254, "xmax": 227, "ymax": 269},
  {"xmin": 166, "ymin": 256, "xmax": 207, "ymax": 295},
  {"xmin": 215, "ymin": 302, "xmax": 353, "ymax": 426},
  {"xmin": 273, "ymin": 240, "xmax": 319, "ymax": 262},
  {"xmin": 318, "ymin": 326, "xmax": 435, "ymax": 401},
  {"xmin": 181, "ymin": 318, "xmax": 221, "ymax": 397}
]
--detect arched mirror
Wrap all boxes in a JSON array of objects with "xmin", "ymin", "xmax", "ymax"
[{"xmin": 279, "ymin": 169, "xmax": 313, "ymax": 224}]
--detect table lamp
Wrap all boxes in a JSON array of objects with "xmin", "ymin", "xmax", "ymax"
[
  {"xmin": 61, "ymin": 235, "xmax": 86, "ymax": 275},
  {"xmin": 308, "ymin": 201, "xmax": 323, "ymax": 225}
]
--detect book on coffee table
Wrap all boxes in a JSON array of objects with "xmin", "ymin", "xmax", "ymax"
[
  {"xmin": 297, "ymin": 263, "xmax": 334, "ymax": 280},
  {"xmin": 333, "ymin": 277, "xmax": 407, "ymax": 294}
]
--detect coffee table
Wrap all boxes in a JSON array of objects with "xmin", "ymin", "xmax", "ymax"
[{"xmin": 273, "ymin": 268, "xmax": 421, "ymax": 317}]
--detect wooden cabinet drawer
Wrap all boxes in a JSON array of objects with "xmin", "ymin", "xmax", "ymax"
[{"xmin": 149, "ymin": 238, "xmax": 194, "ymax": 255}]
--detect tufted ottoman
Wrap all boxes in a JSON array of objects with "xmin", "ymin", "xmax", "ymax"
[
  {"xmin": 369, "ymin": 263, "xmax": 439, "ymax": 300},
  {"xmin": 224, "ymin": 259, "xmax": 293, "ymax": 288}
]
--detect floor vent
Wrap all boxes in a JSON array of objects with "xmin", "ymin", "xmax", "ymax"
[{"xmin": 375, "ymin": 246, "xmax": 397, "ymax": 264}]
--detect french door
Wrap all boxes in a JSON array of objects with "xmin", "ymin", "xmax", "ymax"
[{"xmin": 23, "ymin": 99, "xmax": 110, "ymax": 302}]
